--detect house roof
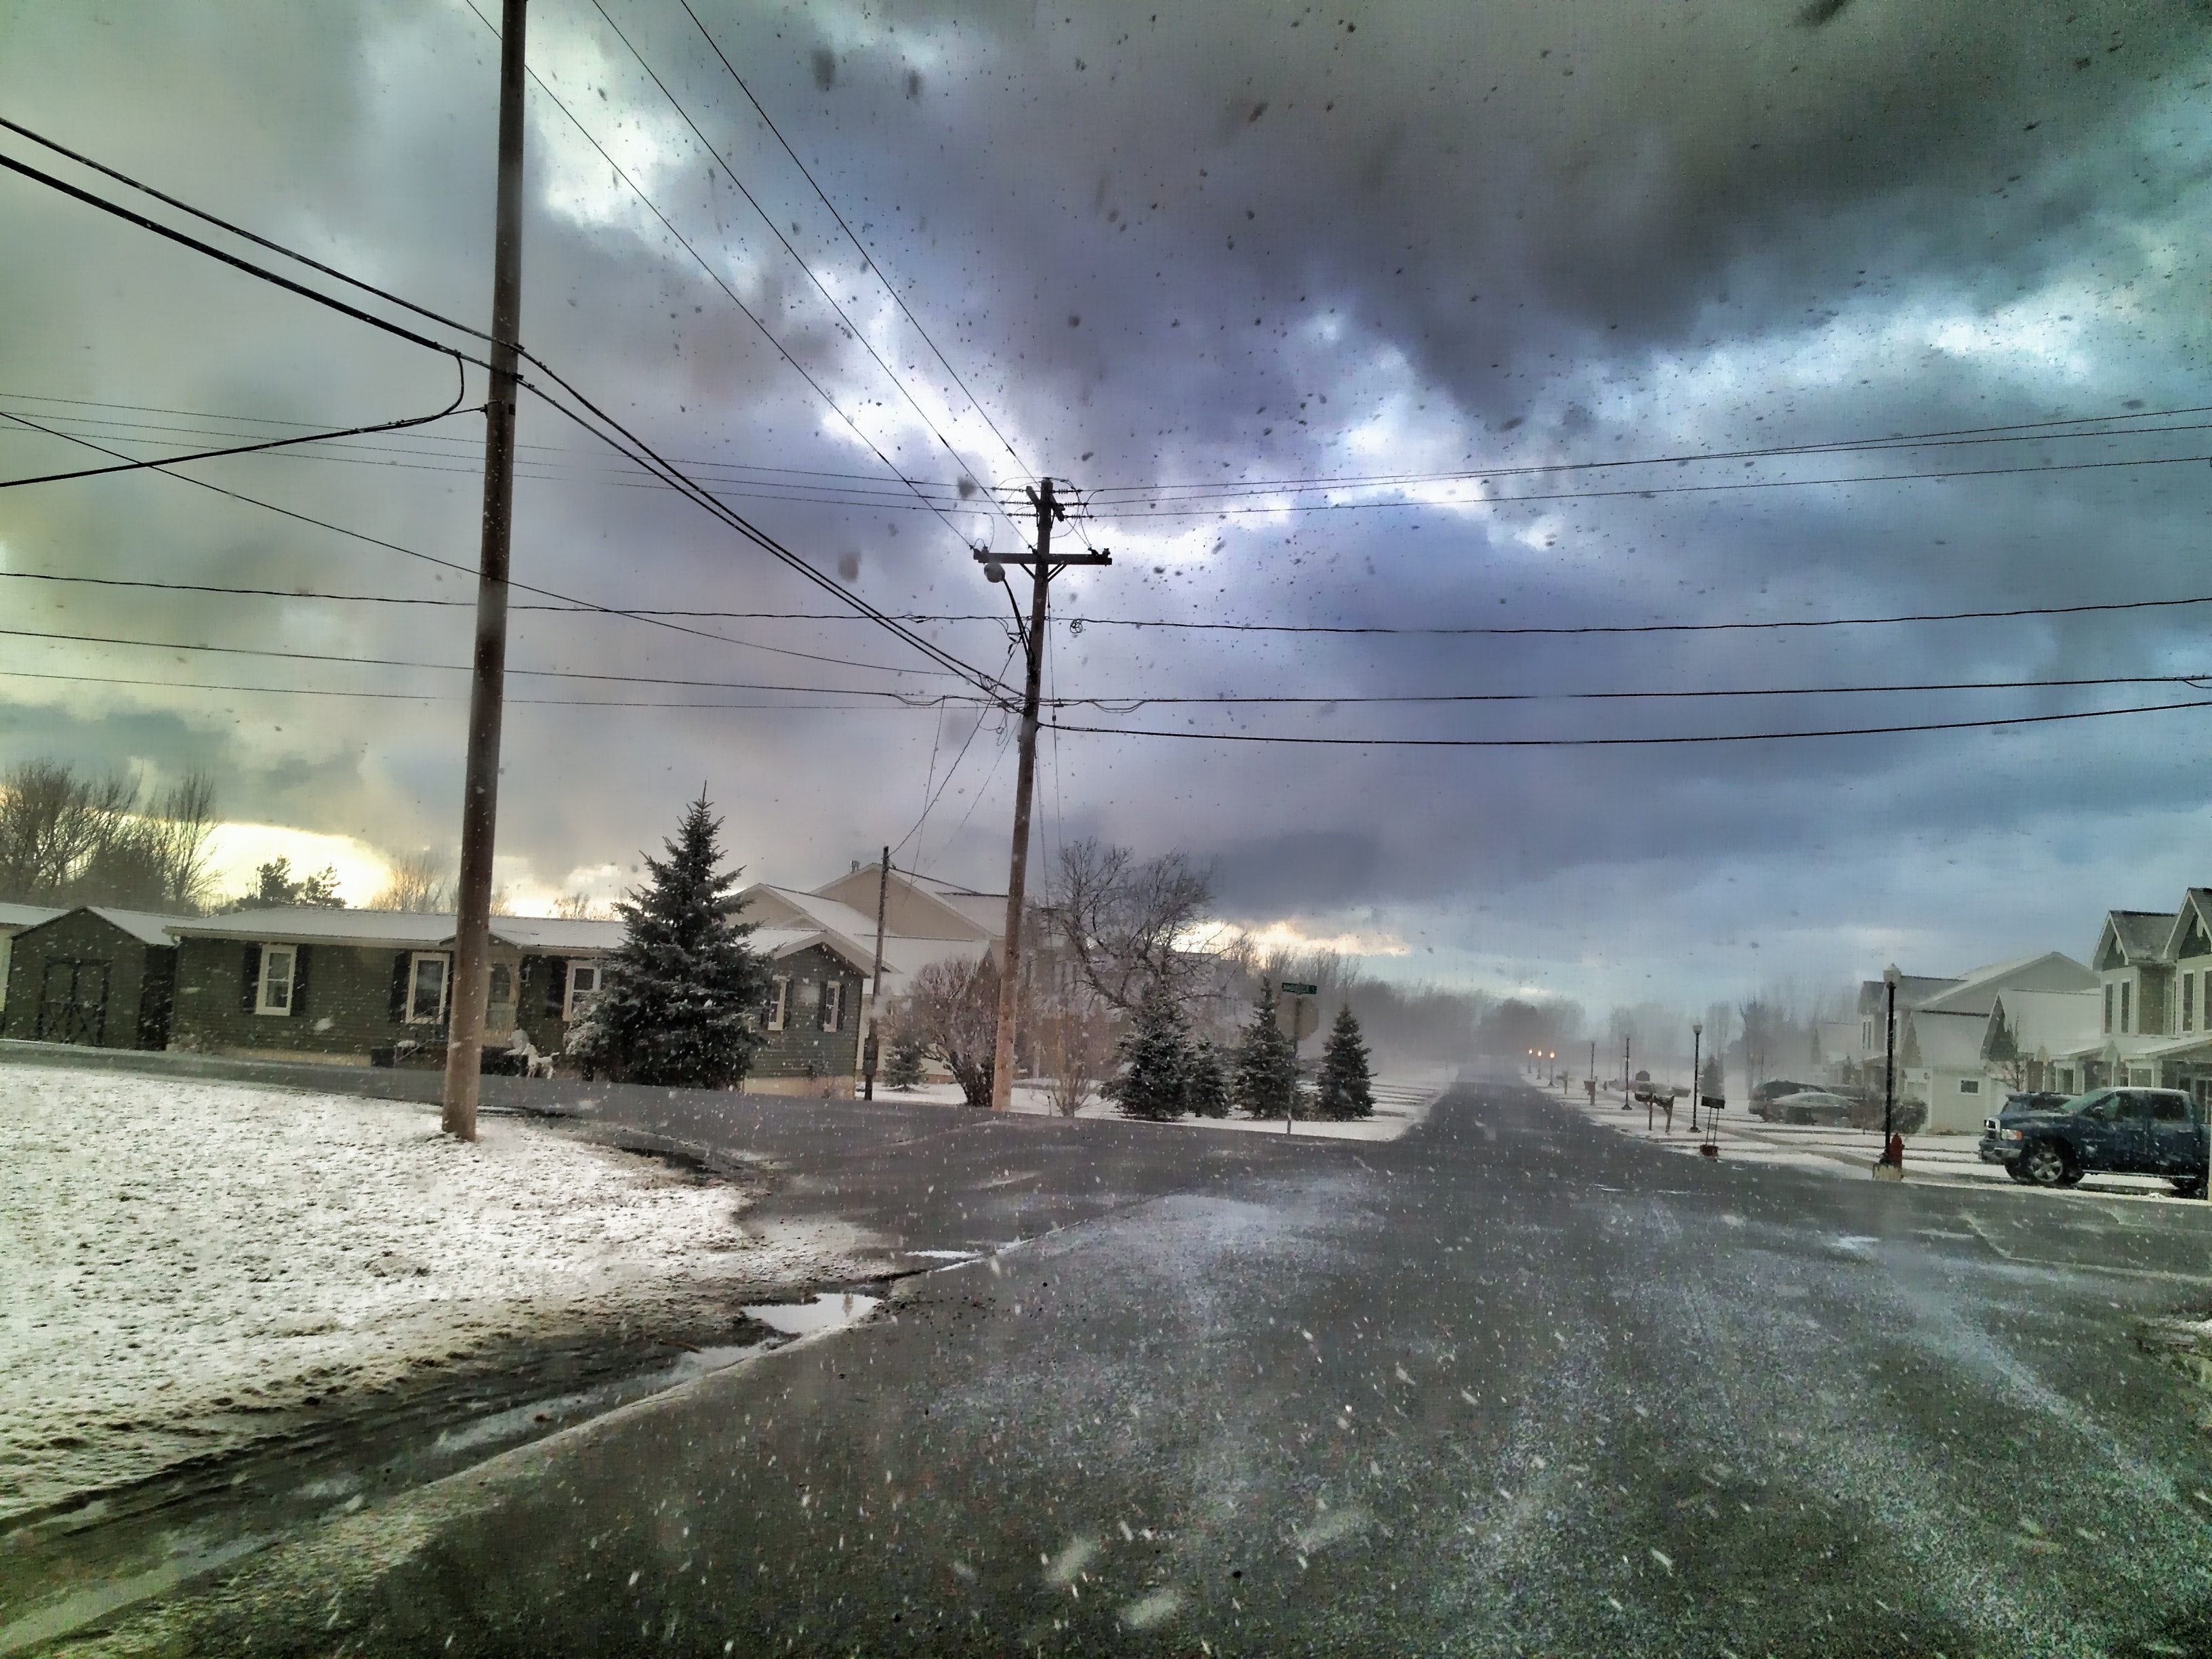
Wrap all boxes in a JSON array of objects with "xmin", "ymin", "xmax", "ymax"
[
  {"xmin": 1986, "ymin": 989, "xmax": 2101, "ymax": 1060},
  {"xmin": 750, "ymin": 925, "xmax": 878, "ymax": 975},
  {"xmin": 2162, "ymin": 890, "xmax": 2212, "ymax": 962},
  {"xmin": 803, "ymin": 865, "xmax": 1000, "ymax": 941},
  {"xmin": 9, "ymin": 905, "xmax": 188, "ymax": 947},
  {"xmin": 1918, "ymin": 951, "xmax": 2095, "ymax": 1015},
  {"xmin": 1858, "ymin": 975, "xmax": 1961, "ymax": 1015},
  {"xmin": 477, "ymin": 916, "xmax": 623, "ymax": 953},
  {"xmin": 2097, "ymin": 910, "xmax": 2178, "ymax": 968},
  {"xmin": 0, "ymin": 902, "xmax": 64, "ymax": 935},
  {"xmin": 169, "ymin": 907, "xmax": 464, "ymax": 949},
  {"xmin": 1906, "ymin": 1008, "xmax": 1989, "ymax": 1071}
]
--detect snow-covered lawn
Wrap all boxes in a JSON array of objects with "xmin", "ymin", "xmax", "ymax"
[
  {"xmin": 0, "ymin": 1066, "xmax": 839, "ymax": 1519},
  {"xmin": 882, "ymin": 1068, "xmax": 1452, "ymax": 1141}
]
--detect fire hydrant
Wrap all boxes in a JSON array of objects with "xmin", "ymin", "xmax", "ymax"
[{"xmin": 1872, "ymin": 1132, "xmax": 1905, "ymax": 1181}]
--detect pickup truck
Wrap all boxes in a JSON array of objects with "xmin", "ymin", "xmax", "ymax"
[{"xmin": 1978, "ymin": 1086, "xmax": 2209, "ymax": 1196}]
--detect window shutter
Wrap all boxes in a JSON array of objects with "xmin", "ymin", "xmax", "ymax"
[
  {"xmin": 389, "ymin": 952, "xmax": 411, "ymax": 1022},
  {"xmin": 519, "ymin": 955, "xmax": 543, "ymax": 1014},
  {"xmin": 544, "ymin": 957, "xmax": 569, "ymax": 1017},
  {"xmin": 291, "ymin": 945, "xmax": 310, "ymax": 1017},
  {"xmin": 241, "ymin": 944, "xmax": 262, "ymax": 1013}
]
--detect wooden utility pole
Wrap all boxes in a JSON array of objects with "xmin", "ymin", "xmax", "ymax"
[
  {"xmin": 863, "ymin": 845, "xmax": 890, "ymax": 1100},
  {"xmin": 983, "ymin": 480, "xmax": 1110, "ymax": 1111},
  {"xmin": 443, "ymin": 0, "xmax": 528, "ymax": 1143}
]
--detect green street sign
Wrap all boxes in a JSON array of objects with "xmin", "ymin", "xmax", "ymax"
[{"xmin": 1277, "ymin": 981, "xmax": 1319, "ymax": 996}]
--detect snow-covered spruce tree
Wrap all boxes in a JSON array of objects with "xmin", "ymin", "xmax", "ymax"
[
  {"xmin": 1106, "ymin": 977, "xmax": 1191, "ymax": 1120},
  {"xmin": 1233, "ymin": 981, "xmax": 1299, "ymax": 1118},
  {"xmin": 885, "ymin": 1032, "xmax": 928, "ymax": 1090},
  {"xmin": 567, "ymin": 791, "xmax": 770, "ymax": 1088},
  {"xmin": 1313, "ymin": 1004, "xmax": 1375, "ymax": 1120},
  {"xmin": 1183, "ymin": 1037, "xmax": 1231, "ymax": 1118}
]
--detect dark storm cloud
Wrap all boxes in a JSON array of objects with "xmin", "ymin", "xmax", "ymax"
[{"xmin": 1, "ymin": 0, "xmax": 2207, "ymax": 1006}]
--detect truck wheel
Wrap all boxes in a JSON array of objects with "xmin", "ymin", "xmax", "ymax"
[
  {"xmin": 2170, "ymin": 1176, "xmax": 2208, "ymax": 1200},
  {"xmin": 2020, "ymin": 1140, "xmax": 2072, "ymax": 1188},
  {"xmin": 2005, "ymin": 1164, "xmax": 2036, "ymax": 1185}
]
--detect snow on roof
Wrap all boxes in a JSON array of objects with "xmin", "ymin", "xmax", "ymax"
[
  {"xmin": 169, "ymin": 907, "xmax": 462, "ymax": 948},
  {"xmin": 2102, "ymin": 910, "xmax": 2177, "ymax": 966},
  {"xmin": 752, "ymin": 886, "xmax": 882, "ymax": 940},
  {"xmin": 84, "ymin": 907, "xmax": 189, "ymax": 946},
  {"xmin": 1919, "ymin": 951, "xmax": 2095, "ymax": 1015},
  {"xmin": 1858, "ymin": 975, "xmax": 1962, "ymax": 1015},
  {"xmin": 480, "ymin": 916, "xmax": 624, "ymax": 953},
  {"xmin": 2160, "ymin": 889, "xmax": 2212, "ymax": 960},
  {"xmin": 1908, "ymin": 1008, "xmax": 1989, "ymax": 1070},
  {"xmin": 1988, "ymin": 989, "xmax": 2100, "ymax": 1057},
  {"xmin": 0, "ymin": 902, "xmax": 64, "ymax": 934},
  {"xmin": 750, "ymin": 926, "xmax": 876, "ymax": 972}
]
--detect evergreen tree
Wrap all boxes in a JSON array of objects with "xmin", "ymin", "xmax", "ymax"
[
  {"xmin": 1183, "ymin": 1038, "xmax": 1231, "ymax": 1118},
  {"xmin": 1314, "ymin": 1004, "xmax": 1375, "ymax": 1120},
  {"xmin": 885, "ymin": 1033, "xmax": 928, "ymax": 1090},
  {"xmin": 1106, "ymin": 977, "xmax": 1190, "ymax": 1120},
  {"xmin": 1234, "ymin": 982, "xmax": 1299, "ymax": 1118},
  {"xmin": 568, "ymin": 792, "xmax": 770, "ymax": 1088}
]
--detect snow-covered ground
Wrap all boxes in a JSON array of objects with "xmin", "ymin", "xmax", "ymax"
[
  {"xmin": 881, "ymin": 1067, "xmax": 1454, "ymax": 1141},
  {"xmin": 1562, "ymin": 1091, "xmax": 2192, "ymax": 1200},
  {"xmin": 0, "ymin": 1066, "xmax": 846, "ymax": 1519}
]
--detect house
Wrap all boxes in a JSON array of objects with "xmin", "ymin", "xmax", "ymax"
[
  {"xmin": 1861, "ymin": 953, "xmax": 2096, "ymax": 1130},
  {"xmin": 0, "ymin": 902, "xmax": 65, "ymax": 1019},
  {"xmin": 1, "ymin": 906, "xmax": 185, "ymax": 1050},
  {"xmin": 2045, "ymin": 892, "xmax": 2212, "ymax": 1107},
  {"xmin": 164, "ymin": 908, "xmax": 620, "ymax": 1065}
]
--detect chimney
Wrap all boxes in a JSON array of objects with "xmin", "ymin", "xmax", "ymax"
[{"xmin": 851, "ymin": 859, "xmax": 860, "ymax": 874}]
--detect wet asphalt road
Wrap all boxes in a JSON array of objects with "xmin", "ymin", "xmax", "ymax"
[{"xmin": 45, "ymin": 1076, "xmax": 2212, "ymax": 1657}]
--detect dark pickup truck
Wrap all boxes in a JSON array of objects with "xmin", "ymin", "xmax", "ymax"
[{"xmin": 1978, "ymin": 1086, "xmax": 2209, "ymax": 1196}]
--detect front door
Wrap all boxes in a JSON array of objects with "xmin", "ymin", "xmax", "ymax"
[{"xmin": 35, "ymin": 960, "xmax": 110, "ymax": 1046}]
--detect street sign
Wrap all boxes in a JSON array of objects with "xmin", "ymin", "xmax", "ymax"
[{"xmin": 1277, "ymin": 981, "xmax": 1318, "ymax": 996}]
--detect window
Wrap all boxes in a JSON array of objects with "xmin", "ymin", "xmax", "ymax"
[
  {"xmin": 2104, "ymin": 983, "xmax": 2114, "ymax": 1033},
  {"xmin": 255, "ymin": 946, "xmax": 295, "ymax": 1015},
  {"xmin": 407, "ymin": 953, "xmax": 449, "ymax": 1023},
  {"xmin": 565, "ymin": 962, "xmax": 601, "ymax": 1020},
  {"xmin": 2187, "ymin": 972, "xmax": 2196, "ymax": 1033},
  {"xmin": 2148, "ymin": 1092, "xmax": 2190, "ymax": 1122},
  {"xmin": 2121, "ymin": 980, "xmax": 2132, "ymax": 1033},
  {"xmin": 766, "ymin": 976, "xmax": 790, "ymax": 1031},
  {"xmin": 1958, "ymin": 1078, "xmax": 1980, "ymax": 1094},
  {"xmin": 820, "ymin": 978, "xmax": 844, "ymax": 1033},
  {"xmin": 489, "ymin": 963, "xmax": 514, "ymax": 1006}
]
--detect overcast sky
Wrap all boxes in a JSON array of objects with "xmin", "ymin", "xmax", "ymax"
[{"xmin": 2, "ymin": 0, "xmax": 2208, "ymax": 1017}]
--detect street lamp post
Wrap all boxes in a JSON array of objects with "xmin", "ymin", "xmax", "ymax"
[
  {"xmin": 1879, "ymin": 962, "xmax": 1903, "ymax": 1174},
  {"xmin": 1690, "ymin": 1022, "xmax": 1703, "ymax": 1132}
]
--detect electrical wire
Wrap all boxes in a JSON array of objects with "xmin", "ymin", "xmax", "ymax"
[
  {"xmin": 893, "ymin": 641, "xmax": 1019, "ymax": 861},
  {"xmin": 1044, "ymin": 697, "xmax": 2212, "ymax": 748},
  {"xmin": 0, "ymin": 665, "xmax": 947, "ymax": 711},
  {"xmin": 0, "ymin": 117, "xmax": 1013, "ymax": 699},
  {"xmin": 0, "ymin": 407, "xmax": 967, "ymax": 680},
  {"xmin": 581, "ymin": 0, "xmax": 1023, "ymax": 543},
  {"xmin": 0, "ymin": 621, "xmax": 987, "ymax": 701},
  {"xmin": 672, "ymin": 0, "xmax": 1031, "ymax": 478},
  {"xmin": 1040, "ymin": 674, "xmax": 2212, "ymax": 709},
  {"xmin": 0, "ymin": 361, "xmax": 472, "ymax": 489}
]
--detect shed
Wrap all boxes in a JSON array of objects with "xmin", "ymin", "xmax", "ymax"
[{"xmin": 0, "ymin": 906, "xmax": 184, "ymax": 1050}]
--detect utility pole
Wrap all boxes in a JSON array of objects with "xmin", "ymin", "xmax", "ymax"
[
  {"xmin": 863, "ymin": 845, "xmax": 890, "ymax": 1100},
  {"xmin": 982, "ymin": 480, "xmax": 1110, "ymax": 1112},
  {"xmin": 442, "ymin": 0, "xmax": 528, "ymax": 1144}
]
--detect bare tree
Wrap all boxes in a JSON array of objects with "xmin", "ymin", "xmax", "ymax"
[
  {"xmin": 1050, "ymin": 838, "xmax": 1216, "ymax": 1012},
  {"xmin": 1738, "ymin": 997, "xmax": 1778, "ymax": 1089},
  {"xmin": 0, "ymin": 760, "xmax": 218, "ymax": 912},
  {"xmin": 1039, "ymin": 986, "xmax": 1113, "ymax": 1116},
  {"xmin": 373, "ymin": 850, "xmax": 451, "ymax": 912},
  {"xmin": 554, "ymin": 890, "xmax": 605, "ymax": 920},
  {"xmin": 896, "ymin": 955, "xmax": 1007, "ymax": 1107}
]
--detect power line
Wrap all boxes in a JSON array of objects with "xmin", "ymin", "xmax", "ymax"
[
  {"xmin": 1044, "ymin": 696, "xmax": 2212, "ymax": 749},
  {"xmin": 0, "ymin": 407, "xmax": 967, "ymax": 680},
  {"xmin": 671, "ymin": 0, "xmax": 1031, "ymax": 478},
  {"xmin": 20, "ymin": 569, "xmax": 2212, "ymax": 638},
  {"xmin": 1071, "ymin": 403, "xmax": 2212, "ymax": 502},
  {"xmin": 0, "ymin": 117, "xmax": 1013, "ymax": 699},
  {"xmin": 0, "ymin": 665, "xmax": 949, "ymax": 711},
  {"xmin": 579, "ymin": 0, "xmax": 1022, "ymax": 542},
  {"xmin": 0, "ymin": 364, "xmax": 472, "ymax": 489},
  {"xmin": 0, "ymin": 622, "xmax": 985, "ymax": 701},
  {"xmin": 1042, "ymin": 673, "xmax": 2212, "ymax": 710},
  {"xmin": 1076, "ymin": 447, "xmax": 2212, "ymax": 518},
  {"xmin": 455, "ymin": 0, "xmax": 1016, "ymax": 556},
  {"xmin": 893, "ymin": 642, "xmax": 1018, "ymax": 861}
]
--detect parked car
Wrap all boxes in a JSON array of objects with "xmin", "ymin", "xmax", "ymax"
[
  {"xmin": 1978, "ymin": 1087, "xmax": 2209, "ymax": 1196},
  {"xmin": 1757, "ymin": 1089, "xmax": 1858, "ymax": 1126},
  {"xmin": 1843, "ymin": 1088, "xmax": 1929, "ymax": 1134},
  {"xmin": 1747, "ymin": 1080, "xmax": 1823, "ymax": 1121}
]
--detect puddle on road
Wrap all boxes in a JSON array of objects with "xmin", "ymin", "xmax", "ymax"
[{"xmin": 743, "ymin": 1292, "xmax": 882, "ymax": 1338}]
